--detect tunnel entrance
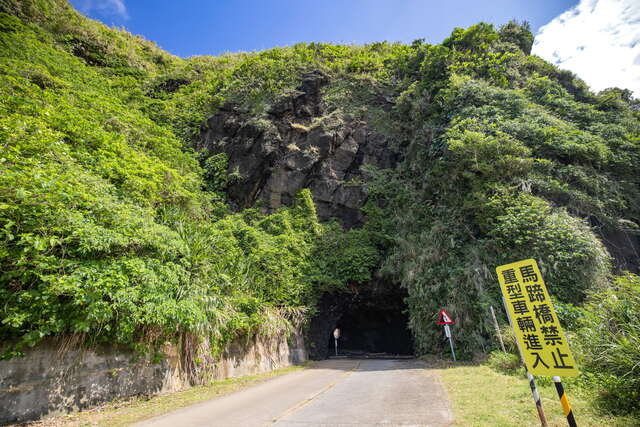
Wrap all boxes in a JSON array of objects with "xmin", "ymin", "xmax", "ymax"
[
  {"xmin": 330, "ymin": 302, "xmax": 413, "ymax": 356},
  {"xmin": 307, "ymin": 280, "xmax": 414, "ymax": 359}
]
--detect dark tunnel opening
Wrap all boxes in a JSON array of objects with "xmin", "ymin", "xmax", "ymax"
[
  {"xmin": 307, "ymin": 281, "xmax": 414, "ymax": 359},
  {"xmin": 329, "ymin": 303, "xmax": 414, "ymax": 356}
]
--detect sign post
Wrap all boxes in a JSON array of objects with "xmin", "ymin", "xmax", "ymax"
[
  {"xmin": 497, "ymin": 259, "xmax": 578, "ymax": 427},
  {"xmin": 437, "ymin": 309, "xmax": 456, "ymax": 362},
  {"xmin": 333, "ymin": 328, "xmax": 340, "ymax": 357},
  {"xmin": 502, "ymin": 294, "xmax": 548, "ymax": 427},
  {"xmin": 489, "ymin": 305, "xmax": 506, "ymax": 353},
  {"xmin": 553, "ymin": 376, "xmax": 577, "ymax": 427}
]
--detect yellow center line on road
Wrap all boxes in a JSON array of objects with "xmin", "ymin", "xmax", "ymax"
[{"xmin": 270, "ymin": 360, "xmax": 362, "ymax": 424}]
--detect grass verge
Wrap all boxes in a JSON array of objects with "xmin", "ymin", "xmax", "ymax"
[
  {"xmin": 424, "ymin": 358, "xmax": 637, "ymax": 426},
  {"xmin": 25, "ymin": 363, "xmax": 312, "ymax": 427}
]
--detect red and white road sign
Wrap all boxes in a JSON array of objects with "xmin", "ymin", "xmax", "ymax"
[{"xmin": 437, "ymin": 309, "xmax": 455, "ymax": 325}]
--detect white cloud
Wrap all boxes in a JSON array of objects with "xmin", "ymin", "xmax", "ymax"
[
  {"xmin": 76, "ymin": 0, "xmax": 128, "ymax": 20},
  {"xmin": 532, "ymin": 0, "xmax": 640, "ymax": 97}
]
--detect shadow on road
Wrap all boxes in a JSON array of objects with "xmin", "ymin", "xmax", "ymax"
[{"xmin": 305, "ymin": 358, "xmax": 429, "ymax": 373}]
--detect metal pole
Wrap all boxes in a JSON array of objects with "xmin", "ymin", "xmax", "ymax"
[
  {"xmin": 490, "ymin": 305, "xmax": 506, "ymax": 352},
  {"xmin": 501, "ymin": 296, "xmax": 548, "ymax": 427},
  {"xmin": 553, "ymin": 376, "xmax": 577, "ymax": 427},
  {"xmin": 528, "ymin": 370, "xmax": 548, "ymax": 427},
  {"xmin": 448, "ymin": 335, "xmax": 456, "ymax": 361},
  {"xmin": 334, "ymin": 338, "xmax": 338, "ymax": 356},
  {"xmin": 444, "ymin": 325, "xmax": 456, "ymax": 361}
]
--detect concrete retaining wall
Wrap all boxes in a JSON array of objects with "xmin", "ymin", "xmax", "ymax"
[{"xmin": 0, "ymin": 332, "xmax": 306, "ymax": 424}]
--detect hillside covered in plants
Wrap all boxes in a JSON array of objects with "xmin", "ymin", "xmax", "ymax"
[{"xmin": 1, "ymin": 0, "xmax": 639, "ymax": 415}]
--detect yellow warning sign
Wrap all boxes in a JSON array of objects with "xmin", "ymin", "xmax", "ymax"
[{"xmin": 496, "ymin": 259, "xmax": 578, "ymax": 377}]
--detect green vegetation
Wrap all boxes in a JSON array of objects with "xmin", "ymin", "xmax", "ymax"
[
  {"xmin": 371, "ymin": 28, "xmax": 637, "ymax": 358},
  {"xmin": 432, "ymin": 360, "xmax": 637, "ymax": 426},
  {"xmin": 0, "ymin": 0, "xmax": 379, "ymax": 368},
  {"xmin": 0, "ymin": 0, "xmax": 639, "ymax": 420},
  {"xmin": 572, "ymin": 274, "xmax": 640, "ymax": 414}
]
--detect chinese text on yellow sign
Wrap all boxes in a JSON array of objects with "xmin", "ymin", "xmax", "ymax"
[{"xmin": 496, "ymin": 259, "xmax": 578, "ymax": 376}]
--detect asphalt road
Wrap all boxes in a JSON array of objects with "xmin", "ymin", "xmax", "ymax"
[{"xmin": 136, "ymin": 359, "xmax": 453, "ymax": 427}]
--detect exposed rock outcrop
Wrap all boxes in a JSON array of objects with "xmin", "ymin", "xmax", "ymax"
[{"xmin": 197, "ymin": 71, "xmax": 398, "ymax": 227}]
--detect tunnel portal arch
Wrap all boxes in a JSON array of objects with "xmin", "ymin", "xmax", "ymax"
[{"xmin": 307, "ymin": 280, "xmax": 414, "ymax": 359}]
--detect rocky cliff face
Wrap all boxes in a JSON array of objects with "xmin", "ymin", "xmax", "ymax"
[{"xmin": 197, "ymin": 71, "xmax": 398, "ymax": 227}]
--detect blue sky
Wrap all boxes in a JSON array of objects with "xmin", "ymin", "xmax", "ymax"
[
  {"xmin": 70, "ymin": 0, "xmax": 640, "ymax": 95},
  {"xmin": 71, "ymin": 0, "xmax": 576, "ymax": 57}
]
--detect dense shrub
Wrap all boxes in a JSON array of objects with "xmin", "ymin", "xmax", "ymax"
[
  {"xmin": 575, "ymin": 274, "xmax": 640, "ymax": 414},
  {"xmin": 366, "ymin": 24, "xmax": 637, "ymax": 359},
  {"xmin": 487, "ymin": 350, "xmax": 521, "ymax": 375}
]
